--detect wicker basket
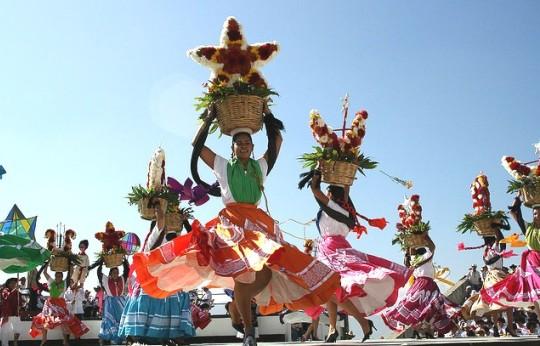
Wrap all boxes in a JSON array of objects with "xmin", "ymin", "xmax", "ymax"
[
  {"xmin": 165, "ymin": 212, "xmax": 185, "ymax": 232},
  {"xmin": 138, "ymin": 198, "xmax": 167, "ymax": 221},
  {"xmin": 405, "ymin": 233, "xmax": 428, "ymax": 248},
  {"xmin": 319, "ymin": 160, "xmax": 359, "ymax": 187},
  {"xmin": 473, "ymin": 217, "xmax": 499, "ymax": 236},
  {"xmin": 215, "ymin": 95, "xmax": 264, "ymax": 136},
  {"xmin": 49, "ymin": 255, "xmax": 69, "ymax": 272},
  {"xmin": 521, "ymin": 184, "xmax": 540, "ymax": 208},
  {"xmin": 103, "ymin": 253, "xmax": 124, "ymax": 268}
]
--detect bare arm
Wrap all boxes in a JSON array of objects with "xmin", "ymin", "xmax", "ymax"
[
  {"xmin": 509, "ymin": 197, "xmax": 527, "ymax": 235},
  {"xmin": 310, "ymin": 171, "xmax": 329, "ymax": 206},
  {"xmin": 43, "ymin": 265, "xmax": 51, "ymax": 282}
]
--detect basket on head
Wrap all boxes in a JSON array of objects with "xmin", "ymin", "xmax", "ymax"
[
  {"xmin": 473, "ymin": 217, "xmax": 499, "ymax": 237},
  {"xmin": 215, "ymin": 95, "xmax": 264, "ymax": 136},
  {"xmin": 405, "ymin": 233, "xmax": 428, "ymax": 248},
  {"xmin": 103, "ymin": 253, "xmax": 124, "ymax": 269},
  {"xmin": 165, "ymin": 212, "xmax": 185, "ymax": 232},
  {"xmin": 319, "ymin": 160, "xmax": 359, "ymax": 187},
  {"xmin": 521, "ymin": 185, "xmax": 540, "ymax": 208},
  {"xmin": 50, "ymin": 255, "xmax": 69, "ymax": 272},
  {"xmin": 138, "ymin": 198, "xmax": 168, "ymax": 221}
]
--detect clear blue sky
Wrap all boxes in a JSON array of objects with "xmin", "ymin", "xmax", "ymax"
[{"xmin": 1, "ymin": 0, "xmax": 539, "ymax": 338}]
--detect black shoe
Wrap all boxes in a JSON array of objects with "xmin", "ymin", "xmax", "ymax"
[
  {"xmin": 506, "ymin": 328, "xmax": 519, "ymax": 337},
  {"xmin": 361, "ymin": 320, "xmax": 377, "ymax": 343},
  {"xmin": 232, "ymin": 323, "xmax": 245, "ymax": 334},
  {"xmin": 325, "ymin": 330, "xmax": 339, "ymax": 343},
  {"xmin": 412, "ymin": 330, "xmax": 421, "ymax": 339},
  {"xmin": 243, "ymin": 335, "xmax": 257, "ymax": 346}
]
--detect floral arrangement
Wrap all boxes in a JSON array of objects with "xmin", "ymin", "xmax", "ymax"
[
  {"xmin": 188, "ymin": 17, "xmax": 279, "ymax": 114},
  {"xmin": 392, "ymin": 195, "xmax": 430, "ymax": 249},
  {"xmin": 457, "ymin": 174, "xmax": 508, "ymax": 234},
  {"xmin": 127, "ymin": 148, "xmax": 178, "ymax": 208},
  {"xmin": 502, "ymin": 156, "xmax": 540, "ymax": 194},
  {"xmin": 300, "ymin": 109, "xmax": 377, "ymax": 174}
]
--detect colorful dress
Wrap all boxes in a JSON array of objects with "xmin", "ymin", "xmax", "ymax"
[
  {"xmin": 98, "ymin": 272, "xmax": 128, "ymax": 343},
  {"xmin": 461, "ymin": 242, "xmax": 506, "ymax": 318},
  {"xmin": 482, "ymin": 224, "xmax": 540, "ymax": 308},
  {"xmin": 382, "ymin": 250, "xmax": 458, "ymax": 334},
  {"xmin": 132, "ymin": 156, "xmax": 340, "ymax": 314},
  {"xmin": 316, "ymin": 200, "xmax": 411, "ymax": 316},
  {"xmin": 29, "ymin": 278, "xmax": 89, "ymax": 338},
  {"xmin": 118, "ymin": 225, "xmax": 195, "ymax": 342}
]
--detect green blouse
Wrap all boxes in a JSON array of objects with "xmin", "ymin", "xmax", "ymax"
[
  {"xmin": 49, "ymin": 279, "xmax": 65, "ymax": 298},
  {"xmin": 226, "ymin": 158, "xmax": 263, "ymax": 204},
  {"xmin": 526, "ymin": 223, "xmax": 540, "ymax": 251}
]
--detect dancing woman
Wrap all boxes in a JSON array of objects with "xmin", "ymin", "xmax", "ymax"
[
  {"xmin": 482, "ymin": 197, "xmax": 540, "ymax": 316},
  {"xmin": 382, "ymin": 236, "xmax": 458, "ymax": 337},
  {"xmin": 96, "ymin": 258, "xmax": 129, "ymax": 345},
  {"xmin": 460, "ymin": 226, "xmax": 517, "ymax": 337},
  {"xmin": 118, "ymin": 204, "xmax": 194, "ymax": 346},
  {"xmin": 309, "ymin": 171, "xmax": 410, "ymax": 342},
  {"xmin": 29, "ymin": 264, "xmax": 89, "ymax": 346},
  {"xmin": 132, "ymin": 111, "xmax": 340, "ymax": 346}
]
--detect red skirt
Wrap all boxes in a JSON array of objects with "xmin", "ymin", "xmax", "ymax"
[
  {"xmin": 132, "ymin": 203, "xmax": 340, "ymax": 314},
  {"xmin": 382, "ymin": 277, "xmax": 458, "ymax": 334},
  {"xmin": 29, "ymin": 297, "xmax": 89, "ymax": 338}
]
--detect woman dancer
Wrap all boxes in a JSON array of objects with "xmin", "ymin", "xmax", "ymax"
[
  {"xmin": 482, "ymin": 197, "xmax": 540, "ymax": 316},
  {"xmin": 29, "ymin": 264, "xmax": 89, "ymax": 346},
  {"xmin": 118, "ymin": 204, "xmax": 194, "ymax": 346},
  {"xmin": 97, "ymin": 258, "xmax": 129, "ymax": 345},
  {"xmin": 309, "ymin": 171, "xmax": 410, "ymax": 342},
  {"xmin": 382, "ymin": 236, "xmax": 458, "ymax": 338},
  {"xmin": 132, "ymin": 112, "xmax": 341, "ymax": 346},
  {"xmin": 460, "ymin": 226, "xmax": 517, "ymax": 337}
]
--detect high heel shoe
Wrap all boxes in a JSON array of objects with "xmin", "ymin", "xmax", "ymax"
[
  {"xmin": 325, "ymin": 330, "xmax": 339, "ymax": 343},
  {"xmin": 361, "ymin": 320, "xmax": 377, "ymax": 343}
]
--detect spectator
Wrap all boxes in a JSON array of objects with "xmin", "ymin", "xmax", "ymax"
[
  {"xmin": 480, "ymin": 266, "xmax": 488, "ymax": 281},
  {"xmin": 466, "ymin": 265, "xmax": 482, "ymax": 292}
]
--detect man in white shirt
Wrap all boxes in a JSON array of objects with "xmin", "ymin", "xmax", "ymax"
[{"xmin": 466, "ymin": 265, "xmax": 482, "ymax": 292}]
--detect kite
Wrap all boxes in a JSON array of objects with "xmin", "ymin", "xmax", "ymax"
[{"xmin": 0, "ymin": 204, "xmax": 37, "ymax": 240}]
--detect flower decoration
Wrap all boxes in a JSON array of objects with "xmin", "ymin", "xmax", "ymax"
[
  {"xmin": 147, "ymin": 147, "xmax": 166, "ymax": 190},
  {"xmin": 392, "ymin": 195, "xmax": 430, "ymax": 249},
  {"xmin": 457, "ymin": 173, "xmax": 508, "ymax": 234},
  {"xmin": 502, "ymin": 155, "xmax": 540, "ymax": 195},
  {"xmin": 188, "ymin": 17, "xmax": 279, "ymax": 89},
  {"xmin": 471, "ymin": 173, "xmax": 491, "ymax": 215}
]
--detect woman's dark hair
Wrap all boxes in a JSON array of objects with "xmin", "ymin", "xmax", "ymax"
[
  {"xmin": 415, "ymin": 247, "xmax": 427, "ymax": 255},
  {"xmin": 109, "ymin": 267, "xmax": 119, "ymax": 276},
  {"xmin": 5, "ymin": 278, "xmax": 17, "ymax": 287},
  {"xmin": 232, "ymin": 132, "xmax": 253, "ymax": 144},
  {"xmin": 79, "ymin": 239, "xmax": 89, "ymax": 248}
]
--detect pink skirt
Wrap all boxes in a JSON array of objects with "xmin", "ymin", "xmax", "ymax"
[
  {"xmin": 317, "ymin": 235, "xmax": 411, "ymax": 316},
  {"xmin": 481, "ymin": 249, "xmax": 540, "ymax": 308},
  {"xmin": 382, "ymin": 276, "xmax": 458, "ymax": 334}
]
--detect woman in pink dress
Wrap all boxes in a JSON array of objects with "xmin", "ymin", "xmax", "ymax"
[{"xmin": 309, "ymin": 171, "xmax": 411, "ymax": 342}]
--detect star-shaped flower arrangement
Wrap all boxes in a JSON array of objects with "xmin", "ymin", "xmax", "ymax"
[
  {"xmin": 188, "ymin": 16, "xmax": 279, "ymax": 88},
  {"xmin": 189, "ymin": 17, "xmax": 280, "ymax": 115}
]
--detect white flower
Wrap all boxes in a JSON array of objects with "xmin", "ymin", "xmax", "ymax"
[
  {"xmin": 319, "ymin": 135, "xmax": 329, "ymax": 144},
  {"xmin": 147, "ymin": 147, "xmax": 166, "ymax": 190}
]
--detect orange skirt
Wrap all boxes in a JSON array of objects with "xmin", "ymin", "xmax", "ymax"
[{"xmin": 132, "ymin": 203, "xmax": 340, "ymax": 314}]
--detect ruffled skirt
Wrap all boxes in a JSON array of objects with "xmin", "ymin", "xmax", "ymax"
[
  {"xmin": 99, "ymin": 295, "xmax": 127, "ymax": 343},
  {"xmin": 118, "ymin": 290, "xmax": 195, "ymax": 340},
  {"xmin": 318, "ymin": 235, "xmax": 411, "ymax": 316},
  {"xmin": 461, "ymin": 268, "xmax": 507, "ymax": 319},
  {"xmin": 29, "ymin": 298, "xmax": 89, "ymax": 338},
  {"xmin": 132, "ymin": 203, "xmax": 340, "ymax": 314},
  {"xmin": 382, "ymin": 276, "xmax": 458, "ymax": 334},
  {"xmin": 481, "ymin": 249, "xmax": 540, "ymax": 308}
]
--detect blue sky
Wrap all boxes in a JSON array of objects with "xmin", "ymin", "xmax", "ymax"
[{"xmin": 1, "ymin": 0, "xmax": 539, "ymax": 338}]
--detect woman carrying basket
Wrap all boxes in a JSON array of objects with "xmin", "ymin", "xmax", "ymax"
[
  {"xmin": 308, "ymin": 171, "xmax": 410, "ymax": 342},
  {"xmin": 481, "ymin": 198, "xmax": 540, "ymax": 317},
  {"xmin": 132, "ymin": 111, "xmax": 340, "ymax": 346}
]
